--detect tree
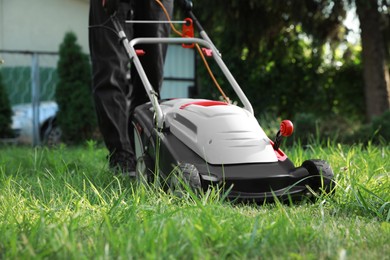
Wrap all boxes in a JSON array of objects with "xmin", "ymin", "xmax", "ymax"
[
  {"xmin": 188, "ymin": 0, "xmax": 390, "ymax": 121},
  {"xmin": 0, "ymin": 71, "xmax": 13, "ymax": 138},
  {"xmin": 189, "ymin": 0, "xmax": 349, "ymax": 118},
  {"xmin": 356, "ymin": 0, "xmax": 390, "ymax": 121},
  {"xmin": 55, "ymin": 32, "xmax": 97, "ymax": 144}
]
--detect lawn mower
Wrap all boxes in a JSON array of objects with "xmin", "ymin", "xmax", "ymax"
[{"xmin": 111, "ymin": 0, "xmax": 334, "ymax": 202}]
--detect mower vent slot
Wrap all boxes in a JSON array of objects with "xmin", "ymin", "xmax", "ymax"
[{"xmin": 174, "ymin": 113, "xmax": 197, "ymax": 134}]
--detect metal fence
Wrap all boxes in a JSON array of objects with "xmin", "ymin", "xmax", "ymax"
[
  {"xmin": 0, "ymin": 46, "xmax": 196, "ymax": 146},
  {"xmin": 0, "ymin": 50, "xmax": 59, "ymax": 105},
  {"xmin": 0, "ymin": 50, "xmax": 59, "ymax": 146}
]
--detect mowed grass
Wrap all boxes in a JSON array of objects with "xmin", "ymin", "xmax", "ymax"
[{"xmin": 0, "ymin": 141, "xmax": 389, "ymax": 259}]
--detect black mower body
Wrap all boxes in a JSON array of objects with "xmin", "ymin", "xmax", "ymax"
[{"xmin": 132, "ymin": 101, "xmax": 330, "ymax": 202}]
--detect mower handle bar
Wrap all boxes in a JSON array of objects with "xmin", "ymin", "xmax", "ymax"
[{"xmin": 123, "ymin": 36, "xmax": 254, "ymax": 128}]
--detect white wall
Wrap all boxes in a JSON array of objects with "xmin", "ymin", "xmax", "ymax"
[
  {"xmin": 0, "ymin": 0, "xmax": 89, "ymax": 53},
  {"xmin": 0, "ymin": 0, "xmax": 196, "ymax": 99}
]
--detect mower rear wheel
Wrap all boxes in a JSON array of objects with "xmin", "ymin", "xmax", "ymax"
[
  {"xmin": 136, "ymin": 155, "xmax": 155, "ymax": 184},
  {"xmin": 302, "ymin": 159, "xmax": 334, "ymax": 194}
]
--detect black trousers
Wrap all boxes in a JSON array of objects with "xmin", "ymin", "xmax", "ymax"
[{"xmin": 89, "ymin": 0, "xmax": 173, "ymax": 157}]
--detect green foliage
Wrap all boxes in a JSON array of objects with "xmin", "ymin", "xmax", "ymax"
[
  {"xmin": 190, "ymin": 1, "xmax": 365, "ymax": 122},
  {"xmin": 261, "ymin": 109, "xmax": 390, "ymax": 145},
  {"xmin": 322, "ymin": 61, "xmax": 365, "ymax": 120},
  {"xmin": 372, "ymin": 110, "xmax": 390, "ymax": 141},
  {"xmin": 248, "ymin": 28, "xmax": 326, "ymax": 118},
  {"xmin": 55, "ymin": 32, "xmax": 96, "ymax": 144},
  {"xmin": 292, "ymin": 113, "xmax": 318, "ymax": 143},
  {"xmin": 341, "ymin": 110, "xmax": 390, "ymax": 144},
  {"xmin": 0, "ymin": 72, "xmax": 13, "ymax": 138}
]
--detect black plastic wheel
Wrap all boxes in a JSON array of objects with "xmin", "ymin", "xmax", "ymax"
[
  {"xmin": 302, "ymin": 159, "xmax": 334, "ymax": 194},
  {"xmin": 171, "ymin": 163, "xmax": 202, "ymax": 196},
  {"xmin": 136, "ymin": 155, "xmax": 155, "ymax": 184}
]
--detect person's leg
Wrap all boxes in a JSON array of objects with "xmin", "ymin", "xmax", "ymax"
[
  {"xmin": 128, "ymin": 0, "xmax": 173, "ymax": 139},
  {"xmin": 89, "ymin": 0, "xmax": 136, "ymax": 174},
  {"xmin": 129, "ymin": 0, "xmax": 173, "ymax": 107}
]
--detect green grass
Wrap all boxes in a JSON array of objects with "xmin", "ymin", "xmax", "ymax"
[{"xmin": 0, "ymin": 142, "xmax": 389, "ymax": 259}]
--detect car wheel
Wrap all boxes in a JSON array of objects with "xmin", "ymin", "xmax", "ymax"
[{"xmin": 42, "ymin": 123, "xmax": 62, "ymax": 146}]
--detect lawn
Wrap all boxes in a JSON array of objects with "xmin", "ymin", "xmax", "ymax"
[{"xmin": 0, "ymin": 142, "xmax": 389, "ymax": 259}]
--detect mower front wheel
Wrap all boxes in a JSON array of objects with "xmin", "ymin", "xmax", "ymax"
[
  {"xmin": 171, "ymin": 163, "xmax": 202, "ymax": 196},
  {"xmin": 302, "ymin": 159, "xmax": 334, "ymax": 194}
]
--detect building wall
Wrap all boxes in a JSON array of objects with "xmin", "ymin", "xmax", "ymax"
[
  {"xmin": 0, "ymin": 0, "xmax": 196, "ymax": 100},
  {"xmin": 0, "ymin": 0, "xmax": 89, "ymax": 53},
  {"xmin": 161, "ymin": 45, "xmax": 195, "ymax": 99}
]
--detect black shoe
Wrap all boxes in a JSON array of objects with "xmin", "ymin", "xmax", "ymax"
[{"xmin": 109, "ymin": 152, "xmax": 136, "ymax": 178}]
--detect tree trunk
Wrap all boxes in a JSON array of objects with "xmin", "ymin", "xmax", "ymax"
[{"xmin": 356, "ymin": 0, "xmax": 390, "ymax": 121}]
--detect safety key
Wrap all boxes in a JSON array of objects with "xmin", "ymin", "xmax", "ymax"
[{"xmin": 182, "ymin": 18, "xmax": 194, "ymax": 48}]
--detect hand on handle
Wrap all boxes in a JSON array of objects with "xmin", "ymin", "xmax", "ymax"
[{"xmin": 102, "ymin": 0, "xmax": 119, "ymax": 15}]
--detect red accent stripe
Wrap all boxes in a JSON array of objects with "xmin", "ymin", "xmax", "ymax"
[{"xmin": 180, "ymin": 100, "xmax": 228, "ymax": 109}]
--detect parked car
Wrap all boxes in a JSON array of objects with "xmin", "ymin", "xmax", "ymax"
[{"xmin": 11, "ymin": 101, "xmax": 61, "ymax": 145}]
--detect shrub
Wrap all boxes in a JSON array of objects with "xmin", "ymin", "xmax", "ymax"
[
  {"xmin": 292, "ymin": 113, "xmax": 318, "ymax": 144},
  {"xmin": 371, "ymin": 110, "xmax": 390, "ymax": 143},
  {"xmin": 329, "ymin": 63, "xmax": 365, "ymax": 120},
  {"xmin": 0, "ymin": 71, "xmax": 13, "ymax": 138},
  {"xmin": 55, "ymin": 32, "xmax": 97, "ymax": 144},
  {"xmin": 343, "ymin": 110, "xmax": 390, "ymax": 145}
]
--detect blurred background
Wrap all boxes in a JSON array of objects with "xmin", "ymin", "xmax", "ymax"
[{"xmin": 0, "ymin": 0, "xmax": 389, "ymax": 145}]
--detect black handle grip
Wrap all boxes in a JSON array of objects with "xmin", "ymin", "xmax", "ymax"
[{"xmin": 178, "ymin": 0, "xmax": 193, "ymax": 12}]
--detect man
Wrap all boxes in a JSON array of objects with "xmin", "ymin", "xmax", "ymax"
[{"xmin": 89, "ymin": 0, "xmax": 173, "ymax": 176}]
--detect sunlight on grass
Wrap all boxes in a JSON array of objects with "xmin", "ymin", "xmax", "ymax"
[{"xmin": 0, "ymin": 142, "xmax": 389, "ymax": 258}]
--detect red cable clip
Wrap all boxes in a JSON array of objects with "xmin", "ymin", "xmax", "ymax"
[
  {"xmin": 182, "ymin": 18, "xmax": 194, "ymax": 49},
  {"xmin": 202, "ymin": 48, "xmax": 213, "ymax": 57},
  {"xmin": 135, "ymin": 49, "xmax": 145, "ymax": 56}
]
